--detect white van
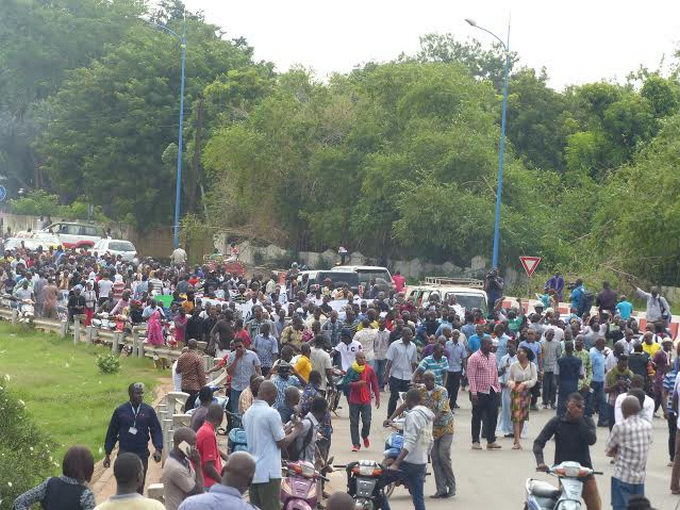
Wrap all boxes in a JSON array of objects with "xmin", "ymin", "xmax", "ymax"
[{"xmin": 331, "ymin": 265, "xmax": 394, "ymax": 291}]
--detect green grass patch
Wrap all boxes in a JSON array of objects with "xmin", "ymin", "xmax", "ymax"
[{"xmin": 0, "ymin": 324, "xmax": 161, "ymax": 469}]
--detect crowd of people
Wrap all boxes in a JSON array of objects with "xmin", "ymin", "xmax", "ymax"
[{"xmin": 7, "ymin": 246, "xmax": 677, "ymax": 510}]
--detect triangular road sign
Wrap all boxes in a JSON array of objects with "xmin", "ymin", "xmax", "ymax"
[{"xmin": 519, "ymin": 256, "xmax": 541, "ymax": 278}]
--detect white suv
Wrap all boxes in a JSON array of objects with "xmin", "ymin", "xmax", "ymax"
[
  {"xmin": 43, "ymin": 222, "xmax": 103, "ymax": 249},
  {"xmin": 93, "ymin": 239, "xmax": 138, "ymax": 261}
]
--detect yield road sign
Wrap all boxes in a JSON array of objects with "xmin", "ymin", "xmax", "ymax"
[{"xmin": 519, "ymin": 256, "xmax": 541, "ymax": 278}]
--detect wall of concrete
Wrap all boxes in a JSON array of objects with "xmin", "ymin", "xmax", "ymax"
[{"xmin": 227, "ymin": 240, "xmax": 530, "ymax": 286}]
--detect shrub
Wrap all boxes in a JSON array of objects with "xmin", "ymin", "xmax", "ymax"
[
  {"xmin": 96, "ymin": 353, "xmax": 121, "ymax": 374},
  {"xmin": 8, "ymin": 190, "xmax": 108, "ymax": 223},
  {"xmin": 0, "ymin": 381, "xmax": 55, "ymax": 509}
]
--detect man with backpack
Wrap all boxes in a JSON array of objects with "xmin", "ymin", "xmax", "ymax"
[
  {"xmin": 288, "ymin": 397, "xmax": 329, "ymax": 463},
  {"xmin": 635, "ymin": 285, "xmax": 671, "ymax": 324}
]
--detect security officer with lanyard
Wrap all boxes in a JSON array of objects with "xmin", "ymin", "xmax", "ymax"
[{"xmin": 104, "ymin": 382, "xmax": 163, "ymax": 493}]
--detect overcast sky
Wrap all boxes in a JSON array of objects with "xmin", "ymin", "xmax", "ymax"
[{"xmin": 183, "ymin": 0, "xmax": 680, "ymax": 90}]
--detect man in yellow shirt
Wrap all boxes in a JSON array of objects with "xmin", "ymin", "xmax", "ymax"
[
  {"xmin": 641, "ymin": 332, "xmax": 661, "ymax": 358},
  {"xmin": 295, "ymin": 343, "xmax": 313, "ymax": 383}
]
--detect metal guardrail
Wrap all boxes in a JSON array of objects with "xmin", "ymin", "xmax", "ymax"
[{"xmin": 0, "ymin": 307, "xmax": 210, "ymax": 362}]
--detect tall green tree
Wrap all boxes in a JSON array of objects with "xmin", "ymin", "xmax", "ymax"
[{"xmin": 35, "ymin": 16, "xmax": 257, "ymax": 226}]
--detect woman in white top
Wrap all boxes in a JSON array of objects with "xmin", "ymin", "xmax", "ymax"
[{"xmin": 508, "ymin": 346, "xmax": 538, "ymax": 450}]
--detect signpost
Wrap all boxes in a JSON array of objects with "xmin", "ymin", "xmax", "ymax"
[{"xmin": 519, "ymin": 256, "xmax": 541, "ymax": 278}]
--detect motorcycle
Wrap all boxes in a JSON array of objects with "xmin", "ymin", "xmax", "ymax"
[
  {"xmin": 326, "ymin": 366, "xmax": 345, "ymax": 416},
  {"xmin": 280, "ymin": 460, "xmax": 329, "ymax": 510},
  {"xmin": 345, "ymin": 460, "xmax": 387, "ymax": 510},
  {"xmin": 381, "ymin": 418, "xmax": 407, "ymax": 497},
  {"xmin": 524, "ymin": 461, "xmax": 601, "ymax": 510},
  {"xmin": 225, "ymin": 410, "xmax": 248, "ymax": 453}
]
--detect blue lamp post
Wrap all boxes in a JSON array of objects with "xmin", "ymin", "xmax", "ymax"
[
  {"xmin": 151, "ymin": 19, "xmax": 187, "ymax": 249},
  {"xmin": 466, "ymin": 17, "xmax": 510, "ymax": 269}
]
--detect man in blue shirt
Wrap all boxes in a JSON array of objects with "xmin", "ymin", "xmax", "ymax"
[
  {"xmin": 589, "ymin": 337, "xmax": 607, "ymax": 426},
  {"xmin": 615, "ymin": 296, "xmax": 633, "ymax": 320},
  {"xmin": 179, "ymin": 451, "xmax": 258, "ymax": 510},
  {"xmin": 466, "ymin": 324, "xmax": 490, "ymax": 354},
  {"xmin": 445, "ymin": 330, "xmax": 467, "ymax": 410},
  {"xmin": 104, "ymin": 382, "xmax": 163, "ymax": 493},
  {"xmin": 570, "ymin": 279, "xmax": 586, "ymax": 316}
]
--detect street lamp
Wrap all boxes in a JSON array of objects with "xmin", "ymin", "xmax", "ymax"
[
  {"xmin": 150, "ymin": 18, "xmax": 187, "ymax": 249},
  {"xmin": 466, "ymin": 17, "xmax": 510, "ymax": 269}
]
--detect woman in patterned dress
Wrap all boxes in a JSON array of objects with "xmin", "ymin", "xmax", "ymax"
[{"xmin": 508, "ymin": 346, "xmax": 538, "ymax": 450}]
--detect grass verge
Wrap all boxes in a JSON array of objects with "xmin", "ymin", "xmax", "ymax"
[{"xmin": 0, "ymin": 324, "xmax": 161, "ymax": 468}]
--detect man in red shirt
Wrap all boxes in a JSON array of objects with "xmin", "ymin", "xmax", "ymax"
[
  {"xmin": 196, "ymin": 404, "xmax": 227, "ymax": 489},
  {"xmin": 343, "ymin": 351, "xmax": 380, "ymax": 452},
  {"xmin": 392, "ymin": 271, "xmax": 406, "ymax": 293}
]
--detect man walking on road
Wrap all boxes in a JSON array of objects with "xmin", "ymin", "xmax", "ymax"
[
  {"xmin": 541, "ymin": 329, "xmax": 562, "ymax": 410},
  {"xmin": 606, "ymin": 396, "xmax": 652, "ymax": 510},
  {"xmin": 385, "ymin": 327, "xmax": 418, "ymax": 418},
  {"xmin": 103, "ymin": 383, "xmax": 163, "ymax": 494},
  {"xmin": 344, "ymin": 351, "xmax": 380, "ymax": 452},
  {"xmin": 467, "ymin": 336, "xmax": 502, "ymax": 450},
  {"xmin": 176, "ymin": 339, "xmax": 207, "ymax": 411},
  {"xmin": 243, "ymin": 381, "xmax": 305, "ymax": 510},
  {"xmin": 445, "ymin": 329, "xmax": 466, "ymax": 410},
  {"xmin": 382, "ymin": 388, "xmax": 434, "ymax": 510}
]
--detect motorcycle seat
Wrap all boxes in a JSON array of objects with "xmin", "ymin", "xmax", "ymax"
[{"xmin": 528, "ymin": 480, "xmax": 561, "ymax": 499}]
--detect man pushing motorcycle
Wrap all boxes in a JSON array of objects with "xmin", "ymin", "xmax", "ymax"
[{"xmin": 533, "ymin": 392, "xmax": 601, "ymax": 510}]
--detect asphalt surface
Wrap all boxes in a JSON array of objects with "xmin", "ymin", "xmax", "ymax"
[{"xmin": 322, "ymin": 390, "xmax": 679, "ymax": 510}]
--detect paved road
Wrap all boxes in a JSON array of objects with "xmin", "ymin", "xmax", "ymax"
[{"xmin": 323, "ymin": 390, "xmax": 677, "ymax": 509}]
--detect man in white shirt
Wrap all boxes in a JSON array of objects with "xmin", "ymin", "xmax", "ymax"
[
  {"xmin": 353, "ymin": 319, "xmax": 377, "ymax": 363},
  {"xmin": 382, "ymin": 388, "xmax": 434, "ymax": 510},
  {"xmin": 171, "ymin": 246, "xmax": 188, "ymax": 265},
  {"xmin": 242, "ymin": 381, "xmax": 304, "ymax": 510},
  {"xmin": 385, "ymin": 327, "xmax": 418, "ymax": 418},
  {"xmin": 98, "ymin": 273, "xmax": 114, "ymax": 304},
  {"xmin": 614, "ymin": 376, "xmax": 655, "ymax": 425},
  {"xmin": 334, "ymin": 329, "xmax": 362, "ymax": 372},
  {"xmin": 310, "ymin": 335, "xmax": 333, "ymax": 391}
]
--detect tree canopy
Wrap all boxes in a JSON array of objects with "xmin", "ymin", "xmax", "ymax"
[{"xmin": 2, "ymin": 2, "xmax": 680, "ymax": 284}]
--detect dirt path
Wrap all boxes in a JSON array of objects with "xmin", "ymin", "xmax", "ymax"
[{"xmin": 90, "ymin": 377, "xmax": 174, "ymax": 502}]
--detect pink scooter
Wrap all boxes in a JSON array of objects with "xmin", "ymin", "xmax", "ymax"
[{"xmin": 280, "ymin": 460, "xmax": 329, "ymax": 510}]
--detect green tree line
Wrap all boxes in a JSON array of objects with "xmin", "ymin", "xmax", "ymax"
[{"xmin": 2, "ymin": 0, "xmax": 680, "ymax": 284}]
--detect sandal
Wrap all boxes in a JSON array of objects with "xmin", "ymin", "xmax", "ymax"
[{"xmin": 512, "ymin": 444, "xmax": 522, "ymax": 450}]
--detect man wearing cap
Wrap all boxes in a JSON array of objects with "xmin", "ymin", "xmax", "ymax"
[{"xmin": 104, "ymin": 383, "xmax": 163, "ymax": 493}]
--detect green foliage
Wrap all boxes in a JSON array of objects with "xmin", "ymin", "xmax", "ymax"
[
  {"xmin": 592, "ymin": 113, "xmax": 680, "ymax": 284},
  {"xmin": 96, "ymin": 353, "xmax": 121, "ymax": 374},
  {"xmin": 0, "ymin": 382, "xmax": 55, "ymax": 509},
  {"xmin": 8, "ymin": 190, "xmax": 108, "ymax": 222}
]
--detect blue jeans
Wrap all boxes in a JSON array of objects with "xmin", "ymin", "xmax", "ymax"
[
  {"xmin": 381, "ymin": 462, "xmax": 426, "ymax": 510},
  {"xmin": 611, "ymin": 477, "xmax": 644, "ymax": 510}
]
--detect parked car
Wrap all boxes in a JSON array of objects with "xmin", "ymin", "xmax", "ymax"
[
  {"xmin": 330, "ymin": 265, "xmax": 395, "ymax": 292},
  {"xmin": 298, "ymin": 270, "xmax": 360, "ymax": 294},
  {"xmin": 92, "ymin": 239, "xmax": 138, "ymax": 261},
  {"xmin": 2, "ymin": 231, "xmax": 61, "ymax": 252},
  {"xmin": 42, "ymin": 222, "xmax": 104, "ymax": 248}
]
